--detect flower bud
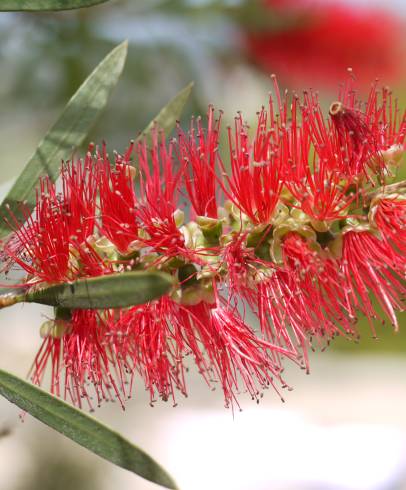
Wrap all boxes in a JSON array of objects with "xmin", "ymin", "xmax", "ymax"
[
  {"xmin": 40, "ymin": 319, "xmax": 72, "ymax": 339},
  {"xmin": 381, "ymin": 144, "xmax": 404, "ymax": 167},
  {"xmin": 196, "ymin": 216, "xmax": 223, "ymax": 245},
  {"xmin": 173, "ymin": 209, "xmax": 185, "ymax": 228}
]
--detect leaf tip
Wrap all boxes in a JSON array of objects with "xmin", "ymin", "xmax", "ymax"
[
  {"xmin": 114, "ymin": 40, "xmax": 129, "ymax": 60},
  {"xmin": 184, "ymin": 81, "xmax": 194, "ymax": 95},
  {"xmin": 120, "ymin": 39, "xmax": 129, "ymax": 51}
]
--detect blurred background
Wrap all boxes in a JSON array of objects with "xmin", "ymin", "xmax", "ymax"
[{"xmin": 0, "ymin": 0, "xmax": 405, "ymax": 489}]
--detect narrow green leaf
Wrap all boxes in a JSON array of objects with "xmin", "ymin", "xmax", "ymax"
[
  {"xmin": 24, "ymin": 271, "xmax": 173, "ymax": 309},
  {"xmin": 0, "ymin": 271, "xmax": 172, "ymax": 310},
  {"xmin": 0, "ymin": 41, "xmax": 128, "ymax": 240},
  {"xmin": 0, "ymin": 369, "xmax": 178, "ymax": 489},
  {"xmin": 0, "ymin": 0, "xmax": 110, "ymax": 11},
  {"xmin": 138, "ymin": 82, "xmax": 194, "ymax": 144}
]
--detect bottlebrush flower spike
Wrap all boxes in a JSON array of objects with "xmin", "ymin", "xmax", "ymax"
[
  {"xmin": 220, "ymin": 95, "xmax": 283, "ymax": 225},
  {"xmin": 194, "ymin": 300, "xmax": 289, "ymax": 407},
  {"xmin": 101, "ymin": 294, "xmax": 291, "ymax": 409},
  {"xmin": 1, "ymin": 76, "xmax": 405, "ymax": 411},
  {"xmin": 341, "ymin": 229, "xmax": 405, "ymax": 334},
  {"xmin": 61, "ymin": 150, "xmax": 98, "ymax": 243},
  {"xmin": 4, "ymin": 177, "xmax": 72, "ymax": 283},
  {"xmin": 135, "ymin": 129, "xmax": 190, "ymax": 261},
  {"xmin": 282, "ymin": 88, "xmax": 356, "ymax": 221},
  {"xmin": 280, "ymin": 232, "xmax": 354, "ymax": 339},
  {"xmin": 220, "ymin": 231, "xmax": 305, "ymax": 367},
  {"xmin": 117, "ymin": 298, "xmax": 189, "ymax": 406},
  {"xmin": 178, "ymin": 105, "xmax": 221, "ymax": 219},
  {"xmin": 328, "ymin": 78, "xmax": 405, "ymax": 179},
  {"xmin": 31, "ymin": 309, "xmax": 128, "ymax": 411},
  {"xmin": 371, "ymin": 194, "xmax": 406, "ymax": 256},
  {"xmin": 98, "ymin": 142, "xmax": 139, "ymax": 255},
  {"xmin": 3, "ymin": 153, "xmax": 109, "ymax": 284}
]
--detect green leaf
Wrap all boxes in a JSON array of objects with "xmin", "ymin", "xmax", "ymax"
[
  {"xmin": 0, "ymin": 41, "xmax": 128, "ymax": 241},
  {"xmin": 0, "ymin": 0, "xmax": 110, "ymax": 10},
  {"xmin": 0, "ymin": 369, "xmax": 178, "ymax": 489},
  {"xmin": 138, "ymin": 82, "xmax": 194, "ymax": 144},
  {"xmin": 0, "ymin": 271, "xmax": 173, "ymax": 310},
  {"xmin": 24, "ymin": 271, "xmax": 173, "ymax": 309}
]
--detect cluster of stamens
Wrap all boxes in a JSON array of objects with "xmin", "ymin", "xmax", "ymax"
[{"xmin": 2, "ymin": 76, "xmax": 405, "ymax": 411}]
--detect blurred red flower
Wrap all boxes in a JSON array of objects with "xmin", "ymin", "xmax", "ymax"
[{"xmin": 245, "ymin": 1, "xmax": 405, "ymax": 89}]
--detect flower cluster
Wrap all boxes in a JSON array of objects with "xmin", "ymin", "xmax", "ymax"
[{"xmin": 2, "ymin": 76, "xmax": 405, "ymax": 411}]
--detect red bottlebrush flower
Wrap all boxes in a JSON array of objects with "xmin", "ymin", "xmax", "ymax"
[
  {"xmin": 256, "ymin": 271, "xmax": 310, "ymax": 368},
  {"xmin": 241, "ymin": 233, "xmax": 355, "ymax": 371},
  {"xmin": 113, "ymin": 298, "xmax": 189, "ymax": 406},
  {"xmin": 372, "ymin": 196, "xmax": 406, "ymax": 256},
  {"xmin": 220, "ymin": 97, "xmax": 283, "ymax": 225},
  {"xmin": 329, "ymin": 100, "xmax": 373, "ymax": 157},
  {"xmin": 291, "ymin": 80, "xmax": 406, "ymax": 198},
  {"xmin": 336, "ymin": 79, "xmax": 406, "ymax": 152},
  {"xmin": 136, "ymin": 131, "xmax": 188, "ymax": 260},
  {"xmin": 282, "ymin": 90, "xmax": 356, "ymax": 220},
  {"xmin": 4, "ymin": 156, "xmax": 106, "ymax": 284},
  {"xmin": 98, "ymin": 143, "xmax": 139, "ymax": 255},
  {"xmin": 341, "ymin": 230, "xmax": 405, "ymax": 333},
  {"xmin": 61, "ymin": 151, "xmax": 98, "ymax": 243},
  {"xmin": 2, "ymin": 77, "xmax": 404, "ymax": 411},
  {"xmin": 107, "ymin": 294, "xmax": 292, "ymax": 409},
  {"xmin": 4, "ymin": 178, "xmax": 73, "ymax": 283},
  {"xmin": 220, "ymin": 232, "xmax": 303, "ymax": 368},
  {"xmin": 180, "ymin": 299, "xmax": 290, "ymax": 407},
  {"xmin": 220, "ymin": 231, "xmax": 353, "ymax": 369},
  {"xmin": 178, "ymin": 105, "xmax": 222, "ymax": 219},
  {"xmin": 244, "ymin": 2, "xmax": 405, "ymax": 90},
  {"xmin": 221, "ymin": 231, "xmax": 261, "ymax": 295},
  {"xmin": 327, "ymin": 80, "xmax": 406, "ymax": 179},
  {"xmin": 31, "ymin": 309, "xmax": 128, "ymax": 410},
  {"xmin": 281, "ymin": 233, "xmax": 353, "ymax": 337}
]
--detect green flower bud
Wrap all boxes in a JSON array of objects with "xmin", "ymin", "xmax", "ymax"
[
  {"xmin": 196, "ymin": 216, "xmax": 223, "ymax": 245},
  {"xmin": 40, "ymin": 319, "xmax": 72, "ymax": 339}
]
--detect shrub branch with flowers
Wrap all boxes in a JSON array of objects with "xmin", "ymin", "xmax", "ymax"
[
  {"xmin": 1, "ymin": 74, "xmax": 405, "ymax": 415},
  {"xmin": 1, "ymin": 1, "xmax": 404, "ymax": 488}
]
